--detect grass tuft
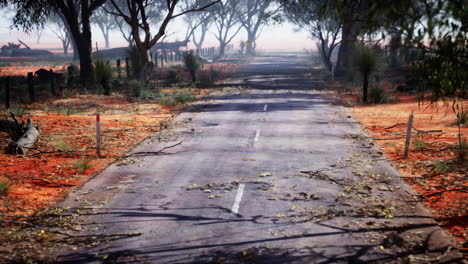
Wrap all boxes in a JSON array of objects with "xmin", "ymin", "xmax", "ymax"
[{"xmin": 72, "ymin": 159, "xmax": 91, "ymax": 173}]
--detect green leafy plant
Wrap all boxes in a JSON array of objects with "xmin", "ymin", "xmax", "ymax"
[
  {"xmin": 183, "ymin": 51, "xmax": 199, "ymax": 83},
  {"xmin": 94, "ymin": 57, "xmax": 114, "ymax": 95},
  {"xmin": 159, "ymin": 92, "xmax": 177, "ymax": 105},
  {"xmin": 166, "ymin": 69, "xmax": 182, "ymax": 84},
  {"xmin": 72, "ymin": 159, "xmax": 91, "ymax": 173}
]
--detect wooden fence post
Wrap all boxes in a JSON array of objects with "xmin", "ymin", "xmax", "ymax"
[
  {"xmin": 4, "ymin": 76, "xmax": 10, "ymax": 109},
  {"xmin": 96, "ymin": 113, "xmax": 101, "ymax": 158},
  {"xmin": 403, "ymin": 111, "xmax": 414, "ymax": 158},
  {"xmin": 50, "ymin": 69, "xmax": 56, "ymax": 96},
  {"xmin": 154, "ymin": 52, "xmax": 158, "ymax": 68},
  {"xmin": 125, "ymin": 58, "xmax": 130, "ymax": 79},
  {"xmin": 116, "ymin": 59, "xmax": 121, "ymax": 79},
  {"xmin": 27, "ymin": 72, "xmax": 35, "ymax": 104},
  {"xmin": 161, "ymin": 53, "xmax": 164, "ymax": 68}
]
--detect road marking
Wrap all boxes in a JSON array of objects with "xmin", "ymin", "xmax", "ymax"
[
  {"xmin": 254, "ymin": 129, "xmax": 261, "ymax": 142},
  {"xmin": 263, "ymin": 104, "xmax": 268, "ymax": 112},
  {"xmin": 231, "ymin": 184, "xmax": 245, "ymax": 214}
]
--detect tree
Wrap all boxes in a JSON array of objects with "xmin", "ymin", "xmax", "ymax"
[
  {"xmin": 236, "ymin": 0, "xmax": 277, "ymax": 55},
  {"xmin": 107, "ymin": 0, "xmax": 220, "ymax": 81},
  {"xmin": 281, "ymin": 0, "xmax": 341, "ymax": 72},
  {"xmin": 93, "ymin": 5, "xmax": 116, "ymax": 49},
  {"xmin": 182, "ymin": 0, "xmax": 213, "ymax": 51},
  {"xmin": 50, "ymin": 15, "xmax": 72, "ymax": 55},
  {"xmin": 3, "ymin": 0, "xmax": 107, "ymax": 88},
  {"xmin": 209, "ymin": 0, "xmax": 243, "ymax": 58}
]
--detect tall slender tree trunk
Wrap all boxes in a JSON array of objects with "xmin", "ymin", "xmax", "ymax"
[{"xmin": 363, "ymin": 72, "xmax": 369, "ymax": 103}]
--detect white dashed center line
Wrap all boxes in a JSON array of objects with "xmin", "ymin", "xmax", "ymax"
[
  {"xmin": 231, "ymin": 184, "xmax": 245, "ymax": 214},
  {"xmin": 254, "ymin": 129, "xmax": 261, "ymax": 142},
  {"xmin": 263, "ymin": 104, "xmax": 268, "ymax": 112}
]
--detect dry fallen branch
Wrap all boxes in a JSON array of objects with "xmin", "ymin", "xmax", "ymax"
[{"xmin": 123, "ymin": 141, "xmax": 183, "ymax": 158}]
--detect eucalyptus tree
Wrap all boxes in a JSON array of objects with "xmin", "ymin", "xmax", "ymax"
[
  {"xmin": 1, "ymin": 0, "xmax": 106, "ymax": 88},
  {"xmin": 106, "ymin": 0, "xmax": 220, "ymax": 81},
  {"xmin": 50, "ymin": 15, "xmax": 72, "ymax": 55},
  {"xmin": 209, "ymin": 0, "xmax": 243, "ymax": 58},
  {"xmin": 182, "ymin": 0, "xmax": 214, "ymax": 51},
  {"xmin": 280, "ymin": 0, "xmax": 341, "ymax": 71},
  {"xmin": 93, "ymin": 6, "xmax": 117, "ymax": 49},
  {"xmin": 236, "ymin": 0, "xmax": 278, "ymax": 55}
]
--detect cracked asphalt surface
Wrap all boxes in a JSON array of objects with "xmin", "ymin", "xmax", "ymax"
[{"xmin": 57, "ymin": 55, "xmax": 463, "ymax": 263}]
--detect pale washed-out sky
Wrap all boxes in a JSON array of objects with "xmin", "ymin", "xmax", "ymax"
[{"xmin": 0, "ymin": 7, "xmax": 315, "ymax": 52}]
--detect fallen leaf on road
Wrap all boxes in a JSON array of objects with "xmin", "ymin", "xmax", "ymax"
[
  {"xmin": 260, "ymin": 172, "xmax": 272, "ymax": 177},
  {"xmin": 276, "ymin": 213, "xmax": 286, "ymax": 218},
  {"xmin": 203, "ymin": 189, "xmax": 212, "ymax": 193},
  {"xmin": 268, "ymin": 197, "xmax": 279, "ymax": 200},
  {"xmin": 208, "ymin": 195, "xmax": 215, "ymax": 199},
  {"xmin": 250, "ymin": 159, "xmax": 256, "ymax": 161}
]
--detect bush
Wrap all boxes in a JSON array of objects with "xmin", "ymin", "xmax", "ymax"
[
  {"xmin": 159, "ymin": 90, "xmax": 196, "ymax": 105},
  {"xmin": 128, "ymin": 80, "xmax": 146, "ymax": 98},
  {"xmin": 412, "ymin": 138, "xmax": 426, "ymax": 150},
  {"xmin": 95, "ymin": 58, "xmax": 114, "ymax": 95},
  {"xmin": 167, "ymin": 69, "xmax": 182, "ymax": 84},
  {"xmin": 175, "ymin": 90, "xmax": 196, "ymax": 104},
  {"xmin": 369, "ymin": 86, "xmax": 393, "ymax": 104},
  {"xmin": 183, "ymin": 51, "xmax": 199, "ymax": 83},
  {"xmin": 197, "ymin": 71, "xmax": 213, "ymax": 88}
]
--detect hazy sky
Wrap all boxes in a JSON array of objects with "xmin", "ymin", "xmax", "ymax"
[{"xmin": 0, "ymin": 7, "xmax": 315, "ymax": 52}]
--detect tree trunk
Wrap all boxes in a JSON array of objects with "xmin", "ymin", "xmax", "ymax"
[
  {"xmin": 335, "ymin": 0, "xmax": 368, "ymax": 78},
  {"xmin": 76, "ymin": 40, "xmax": 95, "ymax": 90},
  {"xmin": 137, "ymin": 46, "xmax": 153, "ymax": 81},
  {"xmin": 363, "ymin": 72, "xmax": 369, "ymax": 103},
  {"xmin": 218, "ymin": 44, "xmax": 226, "ymax": 58},
  {"xmin": 247, "ymin": 31, "xmax": 256, "ymax": 55}
]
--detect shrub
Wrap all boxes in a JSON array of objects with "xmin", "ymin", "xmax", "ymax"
[
  {"xmin": 175, "ymin": 90, "xmax": 196, "ymax": 104},
  {"xmin": 128, "ymin": 80, "xmax": 146, "ymax": 98},
  {"xmin": 95, "ymin": 58, "xmax": 114, "ymax": 95},
  {"xmin": 183, "ymin": 51, "xmax": 199, "ymax": 83},
  {"xmin": 167, "ymin": 69, "xmax": 182, "ymax": 84},
  {"xmin": 197, "ymin": 70, "xmax": 213, "ymax": 88},
  {"xmin": 0, "ymin": 180, "xmax": 10, "ymax": 196},
  {"xmin": 72, "ymin": 159, "xmax": 91, "ymax": 173},
  {"xmin": 369, "ymin": 86, "xmax": 392, "ymax": 104},
  {"xmin": 159, "ymin": 92, "xmax": 177, "ymax": 105},
  {"xmin": 159, "ymin": 90, "xmax": 196, "ymax": 105}
]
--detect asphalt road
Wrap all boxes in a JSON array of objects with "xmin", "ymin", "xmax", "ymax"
[{"xmin": 58, "ymin": 55, "xmax": 461, "ymax": 263}]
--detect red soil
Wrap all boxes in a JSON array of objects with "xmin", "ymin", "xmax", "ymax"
[{"xmin": 330, "ymin": 82, "xmax": 467, "ymax": 244}]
